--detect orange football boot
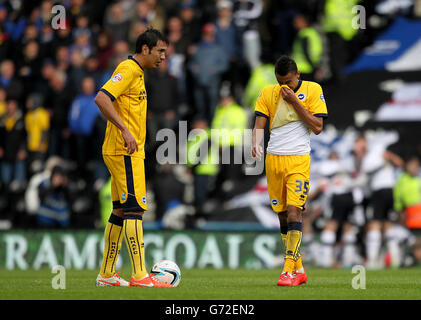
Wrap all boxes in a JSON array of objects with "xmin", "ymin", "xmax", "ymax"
[{"xmin": 130, "ymin": 274, "xmax": 173, "ymax": 288}]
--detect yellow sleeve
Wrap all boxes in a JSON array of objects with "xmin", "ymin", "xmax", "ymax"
[
  {"xmin": 254, "ymin": 88, "xmax": 270, "ymax": 119},
  {"xmin": 308, "ymin": 83, "xmax": 328, "ymax": 118},
  {"xmin": 100, "ymin": 63, "xmax": 134, "ymax": 101}
]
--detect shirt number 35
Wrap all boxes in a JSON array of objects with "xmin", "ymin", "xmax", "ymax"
[{"xmin": 294, "ymin": 180, "xmax": 309, "ymax": 195}]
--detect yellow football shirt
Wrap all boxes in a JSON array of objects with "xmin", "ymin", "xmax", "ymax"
[
  {"xmin": 255, "ymin": 80, "xmax": 328, "ymax": 132},
  {"xmin": 100, "ymin": 56, "xmax": 147, "ymax": 158},
  {"xmin": 25, "ymin": 107, "xmax": 50, "ymax": 152}
]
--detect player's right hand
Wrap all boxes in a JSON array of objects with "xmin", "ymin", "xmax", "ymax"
[{"xmin": 122, "ymin": 129, "xmax": 138, "ymax": 154}]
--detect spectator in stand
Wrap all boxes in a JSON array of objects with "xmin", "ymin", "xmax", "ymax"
[
  {"xmin": 68, "ymin": 48, "xmax": 86, "ymax": 94},
  {"xmin": 105, "ymin": 2, "xmax": 131, "ymax": 43},
  {"xmin": 51, "ymin": 19, "xmax": 73, "ymax": 54},
  {"xmin": 146, "ymin": 57, "xmax": 179, "ymax": 140},
  {"xmin": 96, "ymin": 30, "xmax": 114, "ymax": 72},
  {"xmin": 55, "ymin": 46, "xmax": 71, "ymax": 72},
  {"xmin": 0, "ymin": 98, "xmax": 27, "ymax": 191},
  {"xmin": 68, "ymin": 0, "xmax": 99, "ymax": 26},
  {"xmin": 15, "ymin": 24, "xmax": 39, "ymax": 63},
  {"xmin": 131, "ymin": 0, "xmax": 166, "ymax": 33},
  {"xmin": 214, "ymin": 0, "xmax": 244, "ymax": 101},
  {"xmin": 39, "ymin": 23, "xmax": 55, "ymax": 60},
  {"xmin": 179, "ymin": 2, "xmax": 202, "ymax": 47},
  {"xmin": 68, "ymin": 76, "xmax": 100, "ymax": 178},
  {"xmin": 45, "ymin": 69, "xmax": 74, "ymax": 159},
  {"xmin": 165, "ymin": 17, "xmax": 189, "ymax": 99},
  {"xmin": 24, "ymin": 93, "xmax": 50, "ymax": 175},
  {"xmin": 166, "ymin": 16, "xmax": 189, "ymax": 55},
  {"xmin": 129, "ymin": 20, "xmax": 147, "ymax": 52},
  {"xmin": 72, "ymin": 14, "xmax": 92, "ymax": 40},
  {"xmin": 188, "ymin": 23, "xmax": 229, "ymax": 123},
  {"xmin": 84, "ymin": 55, "xmax": 102, "ymax": 89},
  {"xmin": 0, "ymin": 60, "xmax": 23, "ymax": 102},
  {"xmin": 145, "ymin": 56, "xmax": 180, "ymax": 178},
  {"xmin": 232, "ymin": 0, "xmax": 264, "ymax": 70},
  {"xmin": 112, "ymin": 39, "xmax": 131, "ymax": 64},
  {"xmin": 17, "ymin": 40, "xmax": 43, "ymax": 101},
  {"xmin": 37, "ymin": 0, "xmax": 55, "ymax": 27},
  {"xmin": 36, "ymin": 165, "xmax": 70, "ymax": 228},
  {"xmin": 1, "ymin": 3, "xmax": 26, "ymax": 43},
  {"xmin": 70, "ymin": 32, "xmax": 93, "ymax": 60},
  {"xmin": 0, "ymin": 25, "xmax": 12, "ymax": 62},
  {"xmin": 145, "ymin": 0, "xmax": 167, "ymax": 31},
  {"xmin": 35, "ymin": 59, "xmax": 55, "ymax": 97},
  {"xmin": 0, "ymin": 88, "xmax": 6, "ymax": 116},
  {"xmin": 25, "ymin": 156, "xmax": 63, "ymax": 217}
]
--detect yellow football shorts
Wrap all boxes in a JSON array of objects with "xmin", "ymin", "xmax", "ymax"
[
  {"xmin": 265, "ymin": 153, "xmax": 310, "ymax": 212},
  {"xmin": 103, "ymin": 155, "xmax": 147, "ymax": 212}
]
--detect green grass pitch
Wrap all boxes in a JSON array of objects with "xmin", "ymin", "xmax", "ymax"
[{"xmin": 1, "ymin": 267, "xmax": 421, "ymax": 300}]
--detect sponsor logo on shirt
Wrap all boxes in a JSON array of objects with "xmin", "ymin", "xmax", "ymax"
[{"xmin": 112, "ymin": 73, "xmax": 123, "ymax": 82}]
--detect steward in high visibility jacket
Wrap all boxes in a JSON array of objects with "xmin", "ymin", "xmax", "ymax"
[
  {"xmin": 186, "ymin": 120, "xmax": 219, "ymax": 216},
  {"xmin": 322, "ymin": 0, "xmax": 360, "ymax": 41},
  {"xmin": 244, "ymin": 63, "xmax": 277, "ymax": 109},
  {"xmin": 394, "ymin": 157, "xmax": 421, "ymax": 229},
  {"xmin": 292, "ymin": 14, "xmax": 323, "ymax": 79},
  {"xmin": 211, "ymin": 96, "xmax": 248, "ymax": 148}
]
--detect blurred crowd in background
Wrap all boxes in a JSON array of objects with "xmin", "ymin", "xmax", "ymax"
[{"xmin": 0, "ymin": 0, "xmax": 421, "ymax": 268}]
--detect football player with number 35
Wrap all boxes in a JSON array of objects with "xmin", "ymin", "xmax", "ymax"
[{"xmin": 252, "ymin": 56, "xmax": 328, "ymax": 286}]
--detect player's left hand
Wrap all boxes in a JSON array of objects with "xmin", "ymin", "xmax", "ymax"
[{"xmin": 281, "ymin": 86, "xmax": 297, "ymax": 104}]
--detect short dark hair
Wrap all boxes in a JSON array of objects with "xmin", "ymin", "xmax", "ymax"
[
  {"xmin": 275, "ymin": 55, "xmax": 298, "ymax": 76},
  {"xmin": 135, "ymin": 27, "xmax": 168, "ymax": 53}
]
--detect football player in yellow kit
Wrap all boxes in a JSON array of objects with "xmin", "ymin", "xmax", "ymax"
[
  {"xmin": 252, "ymin": 56, "xmax": 328, "ymax": 286},
  {"xmin": 94, "ymin": 28, "xmax": 171, "ymax": 288}
]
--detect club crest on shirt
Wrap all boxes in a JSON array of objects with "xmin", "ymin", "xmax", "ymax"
[
  {"xmin": 271, "ymin": 199, "xmax": 278, "ymax": 206},
  {"xmin": 121, "ymin": 193, "xmax": 127, "ymax": 201},
  {"xmin": 297, "ymin": 93, "xmax": 306, "ymax": 101},
  {"xmin": 142, "ymin": 196, "xmax": 146, "ymax": 204},
  {"xmin": 112, "ymin": 73, "xmax": 123, "ymax": 82}
]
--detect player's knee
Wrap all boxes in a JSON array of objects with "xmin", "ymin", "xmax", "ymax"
[
  {"xmin": 286, "ymin": 205, "xmax": 301, "ymax": 223},
  {"xmin": 112, "ymin": 208, "xmax": 124, "ymax": 218},
  {"xmin": 124, "ymin": 211, "xmax": 144, "ymax": 217},
  {"xmin": 277, "ymin": 211, "xmax": 288, "ymax": 224}
]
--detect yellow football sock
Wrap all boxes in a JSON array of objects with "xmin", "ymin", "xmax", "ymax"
[
  {"xmin": 124, "ymin": 214, "xmax": 147, "ymax": 280},
  {"xmin": 295, "ymin": 255, "xmax": 304, "ymax": 271},
  {"xmin": 282, "ymin": 232, "xmax": 303, "ymax": 272},
  {"xmin": 283, "ymin": 258, "xmax": 295, "ymax": 275},
  {"xmin": 283, "ymin": 222, "xmax": 302, "ymax": 274},
  {"xmin": 100, "ymin": 214, "xmax": 123, "ymax": 278}
]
